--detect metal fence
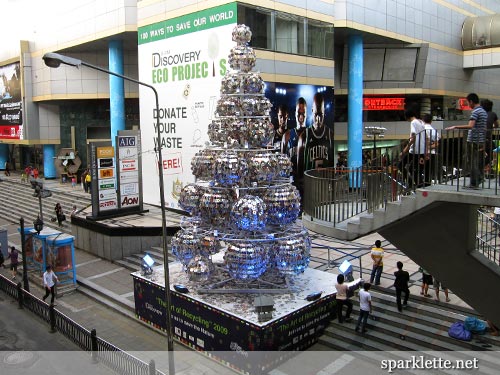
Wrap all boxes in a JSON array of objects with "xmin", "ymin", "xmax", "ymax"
[
  {"xmin": 0, "ymin": 274, "xmax": 164, "ymax": 375},
  {"xmin": 304, "ymin": 129, "xmax": 500, "ymax": 225},
  {"xmin": 476, "ymin": 209, "xmax": 500, "ymax": 266}
]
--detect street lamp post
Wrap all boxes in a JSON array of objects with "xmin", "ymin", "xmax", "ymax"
[
  {"xmin": 19, "ymin": 217, "xmax": 30, "ymax": 292},
  {"xmin": 43, "ymin": 52, "xmax": 175, "ymax": 374},
  {"xmin": 364, "ymin": 126, "xmax": 386, "ymax": 169}
]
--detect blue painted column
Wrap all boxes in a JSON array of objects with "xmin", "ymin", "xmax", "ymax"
[
  {"xmin": 0, "ymin": 144, "xmax": 8, "ymax": 170},
  {"xmin": 43, "ymin": 145, "xmax": 56, "ymax": 179},
  {"xmin": 109, "ymin": 40, "xmax": 125, "ymax": 148},
  {"xmin": 348, "ymin": 35, "xmax": 364, "ymax": 188}
]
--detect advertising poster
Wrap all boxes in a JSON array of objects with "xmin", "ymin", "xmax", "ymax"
[
  {"xmin": 265, "ymin": 83, "xmax": 334, "ymax": 192},
  {"xmin": 138, "ymin": 3, "xmax": 237, "ymax": 208},
  {"xmin": 116, "ymin": 130, "xmax": 143, "ymax": 212},
  {"xmin": 0, "ymin": 61, "xmax": 23, "ymax": 139}
]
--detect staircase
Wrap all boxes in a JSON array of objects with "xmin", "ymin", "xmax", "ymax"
[
  {"xmin": 321, "ymin": 287, "xmax": 500, "ymax": 373},
  {"xmin": 0, "ymin": 177, "xmax": 90, "ymax": 234}
]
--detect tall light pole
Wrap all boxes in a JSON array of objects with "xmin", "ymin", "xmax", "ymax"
[
  {"xmin": 42, "ymin": 52, "xmax": 175, "ymax": 374},
  {"xmin": 364, "ymin": 126, "xmax": 386, "ymax": 169}
]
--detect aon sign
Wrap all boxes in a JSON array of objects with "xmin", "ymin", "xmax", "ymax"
[{"xmin": 121, "ymin": 195, "xmax": 139, "ymax": 207}]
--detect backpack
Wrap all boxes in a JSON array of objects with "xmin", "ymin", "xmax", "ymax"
[
  {"xmin": 464, "ymin": 316, "xmax": 487, "ymax": 334},
  {"xmin": 448, "ymin": 322, "xmax": 472, "ymax": 341}
]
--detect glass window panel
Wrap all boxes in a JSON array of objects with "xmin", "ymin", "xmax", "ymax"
[
  {"xmin": 363, "ymin": 49, "xmax": 385, "ymax": 81},
  {"xmin": 308, "ymin": 20, "xmax": 334, "ymax": 58},
  {"xmin": 275, "ymin": 12, "xmax": 304, "ymax": 55},
  {"xmin": 472, "ymin": 16, "xmax": 491, "ymax": 47},
  {"xmin": 238, "ymin": 5, "xmax": 272, "ymax": 50},
  {"xmin": 382, "ymin": 48, "xmax": 417, "ymax": 81}
]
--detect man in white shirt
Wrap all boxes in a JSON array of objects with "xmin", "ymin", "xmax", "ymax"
[
  {"xmin": 422, "ymin": 114, "xmax": 441, "ymax": 183},
  {"xmin": 355, "ymin": 283, "xmax": 372, "ymax": 333},
  {"xmin": 42, "ymin": 265, "xmax": 59, "ymax": 305},
  {"xmin": 399, "ymin": 108, "xmax": 430, "ymax": 188}
]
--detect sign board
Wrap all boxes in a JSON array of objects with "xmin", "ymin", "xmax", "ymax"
[
  {"xmin": 138, "ymin": 3, "xmax": 237, "ymax": 208},
  {"xmin": 363, "ymin": 97, "xmax": 405, "ymax": 111},
  {"xmin": 116, "ymin": 130, "xmax": 143, "ymax": 212}
]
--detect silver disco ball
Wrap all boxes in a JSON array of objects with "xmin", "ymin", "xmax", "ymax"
[
  {"xmin": 187, "ymin": 254, "xmax": 214, "ymax": 282},
  {"xmin": 274, "ymin": 153, "xmax": 292, "ymax": 178},
  {"xmin": 178, "ymin": 184, "xmax": 203, "ymax": 213},
  {"xmin": 171, "ymin": 230, "xmax": 199, "ymax": 267},
  {"xmin": 224, "ymin": 241, "xmax": 268, "ymax": 280},
  {"xmin": 191, "ymin": 149, "xmax": 217, "ymax": 180},
  {"xmin": 263, "ymin": 185, "xmax": 301, "ymax": 225},
  {"xmin": 246, "ymin": 117, "xmax": 274, "ymax": 147},
  {"xmin": 273, "ymin": 232, "xmax": 311, "ymax": 276},
  {"xmin": 243, "ymin": 73, "xmax": 264, "ymax": 94},
  {"xmin": 232, "ymin": 24, "xmax": 252, "ymax": 44},
  {"xmin": 228, "ymin": 45, "xmax": 256, "ymax": 72},
  {"xmin": 248, "ymin": 152, "xmax": 278, "ymax": 183},
  {"xmin": 214, "ymin": 150, "xmax": 247, "ymax": 186},
  {"xmin": 199, "ymin": 189, "xmax": 235, "ymax": 224},
  {"xmin": 230, "ymin": 195, "xmax": 267, "ymax": 231}
]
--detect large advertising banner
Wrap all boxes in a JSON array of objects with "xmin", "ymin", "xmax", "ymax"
[
  {"xmin": 138, "ymin": 3, "xmax": 237, "ymax": 208},
  {"xmin": 0, "ymin": 61, "xmax": 23, "ymax": 139},
  {"xmin": 265, "ymin": 83, "xmax": 334, "ymax": 190},
  {"xmin": 133, "ymin": 275, "xmax": 334, "ymax": 373}
]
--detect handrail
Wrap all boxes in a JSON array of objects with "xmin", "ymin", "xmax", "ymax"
[
  {"xmin": 304, "ymin": 128, "xmax": 500, "ymax": 225},
  {"xmin": 0, "ymin": 274, "xmax": 164, "ymax": 375}
]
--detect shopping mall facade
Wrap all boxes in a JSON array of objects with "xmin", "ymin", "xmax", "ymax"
[{"xmin": 1, "ymin": 0, "xmax": 500, "ymax": 185}]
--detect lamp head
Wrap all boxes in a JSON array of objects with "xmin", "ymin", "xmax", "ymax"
[
  {"xmin": 33, "ymin": 216, "xmax": 44, "ymax": 234},
  {"xmin": 43, "ymin": 52, "xmax": 82, "ymax": 69}
]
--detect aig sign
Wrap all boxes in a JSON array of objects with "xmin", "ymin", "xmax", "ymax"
[{"xmin": 118, "ymin": 136, "xmax": 136, "ymax": 147}]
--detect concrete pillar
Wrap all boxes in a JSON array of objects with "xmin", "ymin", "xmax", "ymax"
[
  {"xmin": 43, "ymin": 145, "xmax": 56, "ymax": 179},
  {"xmin": 109, "ymin": 40, "xmax": 125, "ymax": 149},
  {"xmin": 0, "ymin": 144, "xmax": 8, "ymax": 170},
  {"xmin": 348, "ymin": 35, "xmax": 363, "ymax": 188}
]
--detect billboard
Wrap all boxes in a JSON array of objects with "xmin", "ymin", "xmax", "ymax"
[
  {"xmin": 0, "ymin": 61, "xmax": 22, "ymax": 139},
  {"xmin": 138, "ymin": 3, "xmax": 237, "ymax": 208}
]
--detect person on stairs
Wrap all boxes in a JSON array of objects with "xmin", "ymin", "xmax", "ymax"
[
  {"xmin": 335, "ymin": 274, "xmax": 353, "ymax": 323},
  {"xmin": 355, "ymin": 282, "xmax": 372, "ymax": 333},
  {"xmin": 394, "ymin": 261, "xmax": 410, "ymax": 312},
  {"xmin": 370, "ymin": 240, "xmax": 384, "ymax": 286}
]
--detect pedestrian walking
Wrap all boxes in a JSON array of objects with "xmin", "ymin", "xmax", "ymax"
[
  {"xmin": 54, "ymin": 203, "xmax": 65, "ymax": 227},
  {"xmin": 433, "ymin": 279, "xmax": 450, "ymax": 302},
  {"xmin": 355, "ymin": 282, "xmax": 372, "ymax": 333},
  {"xmin": 370, "ymin": 240, "xmax": 384, "ymax": 286},
  {"xmin": 42, "ymin": 265, "xmax": 59, "ymax": 305},
  {"xmin": 394, "ymin": 261, "xmax": 410, "ymax": 312},
  {"xmin": 7, "ymin": 246, "xmax": 19, "ymax": 280},
  {"xmin": 4, "ymin": 160, "xmax": 10, "ymax": 176},
  {"xmin": 419, "ymin": 267, "xmax": 433, "ymax": 297},
  {"xmin": 335, "ymin": 274, "xmax": 353, "ymax": 323}
]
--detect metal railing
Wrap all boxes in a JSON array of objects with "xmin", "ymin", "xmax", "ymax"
[
  {"xmin": 0, "ymin": 274, "xmax": 164, "ymax": 375},
  {"xmin": 476, "ymin": 209, "xmax": 500, "ymax": 265},
  {"xmin": 304, "ymin": 129, "xmax": 500, "ymax": 225}
]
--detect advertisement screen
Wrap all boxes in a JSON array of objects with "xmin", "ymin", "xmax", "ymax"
[{"xmin": 0, "ymin": 61, "xmax": 22, "ymax": 139}]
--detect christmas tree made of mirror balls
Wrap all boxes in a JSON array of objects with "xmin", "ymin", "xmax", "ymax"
[{"xmin": 172, "ymin": 24, "xmax": 311, "ymax": 285}]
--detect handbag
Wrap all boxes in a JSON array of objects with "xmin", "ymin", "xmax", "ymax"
[
  {"xmin": 464, "ymin": 316, "xmax": 487, "ymax": 334},
  {"xmin": 448, "ymin": 322, "xmax": 472, "ymax": 341}
]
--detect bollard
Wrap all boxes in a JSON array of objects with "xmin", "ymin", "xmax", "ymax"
[
  {"xmin": 49, "ymin": 304, "xmax": 57, "ymax": 333},
  {"xmin": 149, "ymin": 359, "xmax": 156, "ymax": 375},
  {"xmin": 17, "ymin": 282, "xmax": 24, "ymax": 309},
  {"xmin": 91, "ymin": 329, "xmax": 98, "ymax": 364}
]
